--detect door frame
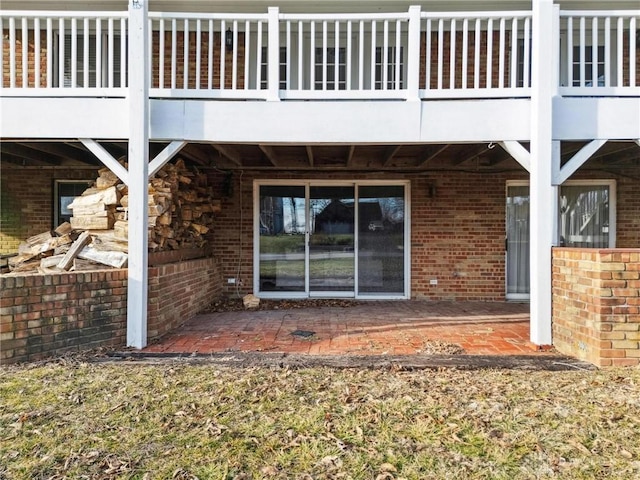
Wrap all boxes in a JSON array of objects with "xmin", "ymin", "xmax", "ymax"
[
  {"xmin": 505, "ymin": 179, "xmax": 617, "ymax": 300},
  {"xmin": 505, "ymin": 180, "xmax": 531, "ymax": 301},
  {"xmin": 253, "ymin": 179, "xmax": 411, "ymax": 300}
]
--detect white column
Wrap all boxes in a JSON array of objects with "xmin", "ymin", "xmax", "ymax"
[
  {"xmin": 529, "ymin": 0, "xmax": 559, "ymax": 346},
  {"xmin": 127, "ymin": 0, "xmax": 150, "ymax": 348},
  {"xmin": 406, "ymin": 6, "xmax": 422, "ymax": 101},
  {"xmin": 267, "ymin": 7, "xmax": 280, "ymax": 101}
]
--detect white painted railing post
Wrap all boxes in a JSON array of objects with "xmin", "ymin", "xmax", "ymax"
[
  {"xmin": 529, "ymin": 0, "xmax": 559, "ymax": 347},
  {"xmin": 127, "ymin": 0, "xmax": 150, "ymax": 349},
  {"xmin": 267, "ymin": 7, "xmax": 281, "ymax": 101},
  {"xmin": 406, "ymin": 6, "xmax": 421, "ymax": 101}
]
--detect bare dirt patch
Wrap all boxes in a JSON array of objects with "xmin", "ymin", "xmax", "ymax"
[{"xmin": 205, "ymin": 297, "xmax": 366, "ymax": 313}]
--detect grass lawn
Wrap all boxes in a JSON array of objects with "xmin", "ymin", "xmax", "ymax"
[{"xmin": 1, "ymin": 360, "xmax": 639, "ymax": 479}]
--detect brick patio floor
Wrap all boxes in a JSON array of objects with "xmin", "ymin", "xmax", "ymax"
[{"xmin": 144, "ymin": 301, "xmax": 549, "ymax": 356}]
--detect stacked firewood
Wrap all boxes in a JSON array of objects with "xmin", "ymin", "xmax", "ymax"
[
  {"xmin": 113, "ymin": 159, "xmax": 221, "ymax": 251},
  {"xmin": 4, "ymin": 158, "xmax": 221, "ymax": 274}
]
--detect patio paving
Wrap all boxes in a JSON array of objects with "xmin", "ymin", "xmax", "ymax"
[{"xmin": 143, "ymin": 300, "xmax": 549, "ymax": 356}]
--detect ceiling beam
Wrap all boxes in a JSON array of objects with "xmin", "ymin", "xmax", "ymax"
[
  {"xmin": 212, "ymin": 144, "xmax": 243, "ymax": 166},
  {"xmin": 417, "ymin": 144, "xmax": 450, "ymax": 168},
  {"xmin": 382, "ymin": 145, "xmax": 402, "ymax": 167},
  {"xmin": 306, "ymin": 146, "xmax": 314, "ymax": 167},
  {"xmin": 21, "ymin": 142, "xmax": 99, "ymax": 165},
  {"xmin": 0, "ymin": 151, "xmax": 50, "ymax": 166},
  {"xmin": 451, "ymin": 144, "xmax": 494, "ymax": 167},
  {"xmin": 259, "ymin": 144, "xmax": 282, "ymax": 167},
  {"xmin": 346, "ymin": 145, "xmax": 356, "ymax": 167},
  {"xmin": 0, "ymin": 143, "xmax": 59, "ymax": 165}
]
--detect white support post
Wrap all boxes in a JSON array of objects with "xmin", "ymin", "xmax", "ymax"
[
  {"xmin": 529, "ymin": 0, "xmax": 558, "ymax": 346},
  {"xmin": 127, "ymin": 0, "xmax": 150, "ymax": 349},
  {"xmin": 267, "ymin": 7, "xmax": 280, "ymax": 101},
  {"xmin": 148, "ymin": 141, "xmax": 188, "ymax": 178},
  {"xmin": 406, "ymin": 6, "xmax": 422, "ymax": 101}
]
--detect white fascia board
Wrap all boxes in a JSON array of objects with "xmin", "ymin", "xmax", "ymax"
[
  {"xmin": 150, "ymin": 98, "xmax": 531, "ymax": 144},
  {"xmin": 553, "ymin": 97, "xmax": 640, "ymax": 141},
  {"xmin": 0, "ymin": 97, "xmax": 128, "ymax": 139}
]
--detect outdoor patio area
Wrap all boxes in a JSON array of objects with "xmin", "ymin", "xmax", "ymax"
[{"xmin": 143, "ymin": 301, "xmax": 545, "ymax": 356}]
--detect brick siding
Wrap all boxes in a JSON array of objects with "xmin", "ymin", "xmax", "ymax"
[
  {"xmin": 0, "ymin": 257, "xmax": 222, "ymax": 364},
  {"xmin": 552, "ymin": 248, "xmax": 640, "ymax": 367},
  {"xmin": 0, "ymin": 166, "xmax": 98, "ymax": 254},
  {"xmin": 0, "ymin": 270, "xmax": 128, "ymax": 364},
  {"xmin": 147, "ymin": 257, "xmax": 223, "ymax": 340}
]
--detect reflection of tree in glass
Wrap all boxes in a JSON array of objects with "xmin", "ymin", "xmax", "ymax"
[{"xmin": 379, "ymin": 197, "xmax": 404, "ymax": 224}]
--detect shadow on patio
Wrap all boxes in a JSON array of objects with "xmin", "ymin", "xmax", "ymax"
[{"xmin": 143, "ymin": 301, "xmax": 546, "ymax": 356}]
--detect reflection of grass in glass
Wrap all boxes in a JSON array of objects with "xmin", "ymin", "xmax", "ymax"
[
  {"xmin": 260, "ymin": 235, "xmax": 305, "ymax": 254},
  {"xmin": 260, "ymin": 234, "xmax": 355, "ymax": 254},
  {"xmin": 309, "ymin": 258, "xmax": 354, "ymax": 277},
  {"xmin": 260, "ymin": 258, "xmax": 354, "ymax": 278}
]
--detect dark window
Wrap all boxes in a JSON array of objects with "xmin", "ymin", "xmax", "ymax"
[
  {"xmin": 315, "ymin": 47, "xmax": 346, "ymax": 90},
  {"xmin": 572, "ymin": 45, "xmax": 605, "ymax": 86},
  {"xmin": 260, "ymin": 46, "xmax": 287, "ymax": 90},
  {"xmin": 375, "ymin": 46, "xmax": 404, "ymax": 89},
  {"xmin": 54, "ymin": 181, "xmax": 90, "ymax": 227}
]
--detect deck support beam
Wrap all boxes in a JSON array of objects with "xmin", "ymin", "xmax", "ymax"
[
  {"xmin": 148, "ymin": 140, "xmax": 187, "ymax": 178},
  {"xmin": 126, "ymin": 0, "xmax": 150, "ymax": 349},
  {"xmin": 553, "ymin": 139, "xmax": 607, "ymax": 185},
  {"xmin": 499, "ymin": 141, "xmax": 531, "ymax": 172},
  {"xmin": 529, "ymin": 0, "xmax": 559, "ymax": 346},
  {"xmin": 79, "ymin": 138, "xmax": 130, "ymax": 184}
]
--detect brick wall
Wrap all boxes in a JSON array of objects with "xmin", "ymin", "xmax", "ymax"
[
  {"xmin": 0, "ymin": 257, "xmax": 223, "ymax": 364},
  {"xmin": 0, "ymin": 270, "xmax": 128, "ymax": 364},
  {"xmin": 150, "ymin": 31, "xmax": 244, "ymax": 89},
  {"xmin": 420, "ymin": 31, "xmax": 512, "ymax": 89},
  {"xmin": 552, "ymin": 248, "xmax": 640, "ymax": 367},
  {"xmin": 210, "ymin": 170, "xmax": 514, "ymax": 300},
  {"xmin": 147, "ymin": 257, "xmax": 223, "ymax": 340},
  {"xmin": 0, "ymin": 166, "xmax": 98, "ymax": 254}
]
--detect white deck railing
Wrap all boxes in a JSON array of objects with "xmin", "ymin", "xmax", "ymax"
[
  {"xmin": 1, "ymin": 8, "xmax": 638, "ymax": 100},
  {"xmin": 1, "ymin": 11, "xmax": 128, "ymax": 96},
  {"xmin": 559, "ymin": 10, "xmax": 639, "ymax": 96},
  {"xmin": 420, "ymin": 11, "xmax": 532, "ymax": 99}
]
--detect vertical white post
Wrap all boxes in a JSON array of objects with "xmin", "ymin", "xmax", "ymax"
[
  {"xmin": 529, "ymin": 0, "xmax": 558, "ymax": 346},
  {"xmin": 406, "ymin": 6, "xmax": 421, "ymax": 97},
  {"xmin": 267, "ymin": 7, "xmax": 280, "ymax": 100},
  {"xmin": 127, "ymin": 0, "xmax": 149, "ymax": 349}
]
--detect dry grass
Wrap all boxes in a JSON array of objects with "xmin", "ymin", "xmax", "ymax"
[{"xmin": 1, "ymin": 359, "xmax": 639, "ymax": 479}]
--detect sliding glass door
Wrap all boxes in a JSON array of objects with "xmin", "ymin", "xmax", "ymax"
[
  {"xmin": 309, "ymin": 186, "xmax": 355, "ymax": 295},
  {"xmin": 505, "ymin": 180, "xmax": 615, "ymax": 299},
  {"xmin": 255, "ymin": 181, "xmax": 409, "ymax": 299}
]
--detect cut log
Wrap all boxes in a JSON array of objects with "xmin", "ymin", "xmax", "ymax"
[
  {"xmin": 57, "ymin": 231, "xmax": 92, "ymax": 271},
  {"xmin": 69, "ymin": 186, "xmax": 119, "ymax": 208},
  {"xmin": 39, "ymin": 255, "xmax": 65, "ymax": 274},
  {"xmin": 26, "ymin": 231, "xmax": 53, "ymax": 246},
  {"xmin": 91, "ymin": 234, "xmax": 129, "ymax": 253},
  {"xmin": 73, "ymin": 258, "xmax": 103, "ymax": 271},
  {"xmin": 70, "ymin": 216, "xmax": 115, "ymax": 230},
  {"xmin": 78, "ymin": 245, "xmax": 128, "ymax": 268},
  {"xmin": 54, "ymin": 222, "xmax": 73, "ymax": 236}
]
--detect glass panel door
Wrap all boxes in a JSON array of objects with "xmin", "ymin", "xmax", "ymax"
[
  {"xmin": 559, "ymin": 185, "xmax": 610, "ymax": 247},
  {"xmin": 358, "ymin": 185, "xmax": 405, "ymax": 295},
  {"xmin": 309, "ymin": 186, "xmax": 355, "ymax": 295},
  {"xmin": 258, "ymin": 185, "xmax": 306, "ymax": 293},
  {"xmin": 506, "ymin": 185, "xmax": 530, "ymax": 298}
]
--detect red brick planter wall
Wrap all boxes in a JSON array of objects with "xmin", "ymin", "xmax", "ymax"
[
  {"xmin": 147, "ymin": 257, "xmax": 223, "ymax": 341},
  {"xmin": 552, "ymin": 248, "xmax": 640, "ymax": 367},
  {"xmin": 1, "ymin": 257, "xmax": 222, "ymax": 364},
  {"xmin": 0, "ymin": 270, "xmax": 128, "ymax": 364}
]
